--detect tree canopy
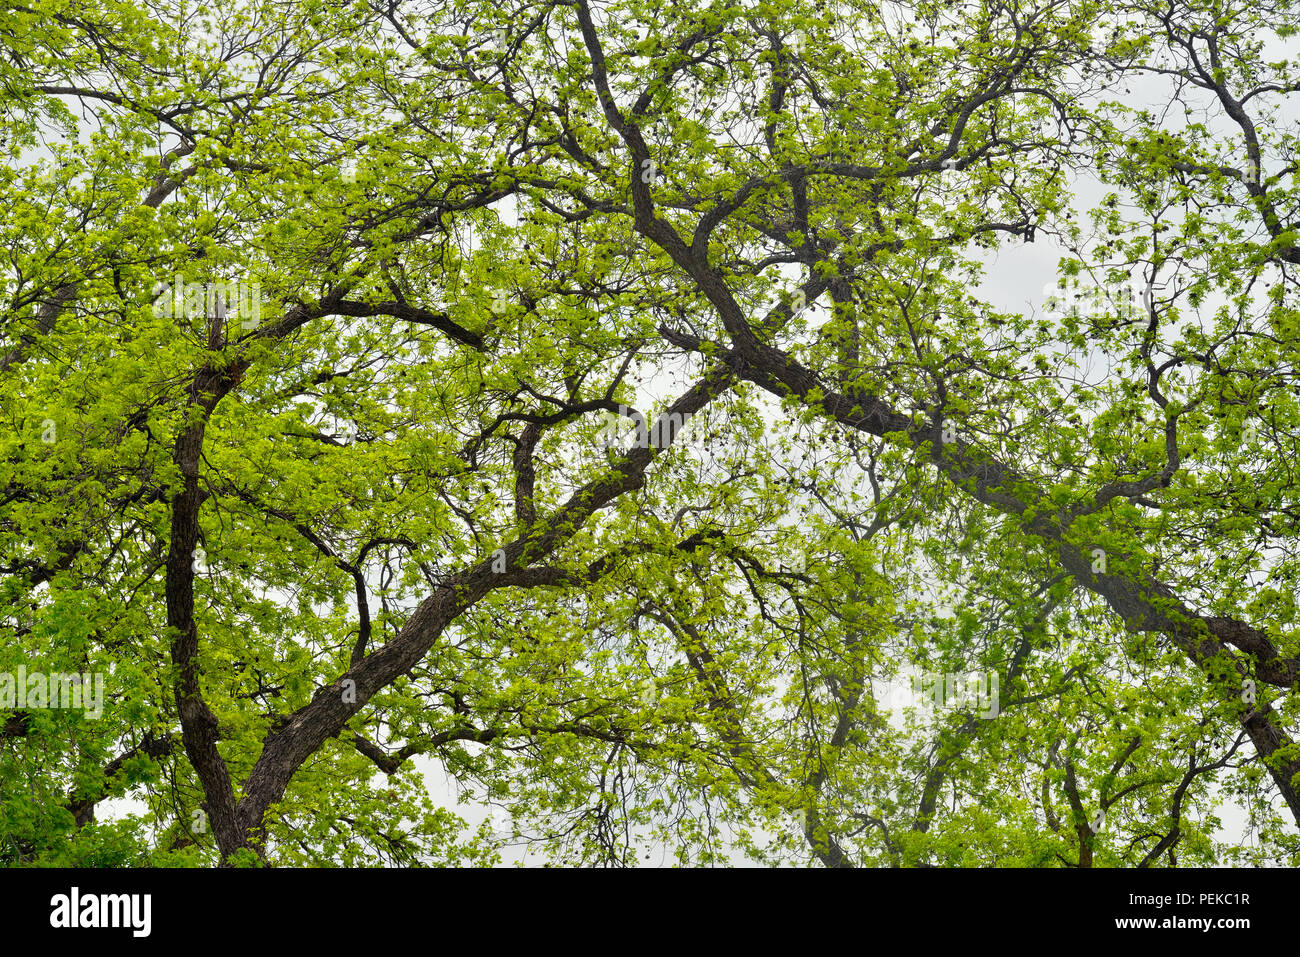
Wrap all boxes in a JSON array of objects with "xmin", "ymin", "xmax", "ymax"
[{"xmin": 2, "ymin": 0, "xmax": 1299, "ymax": 867}]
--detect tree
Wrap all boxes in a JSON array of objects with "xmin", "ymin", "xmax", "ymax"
[{"xmin": 1, "ymin": 0, "xmax": 1297, "ymax": 866}]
